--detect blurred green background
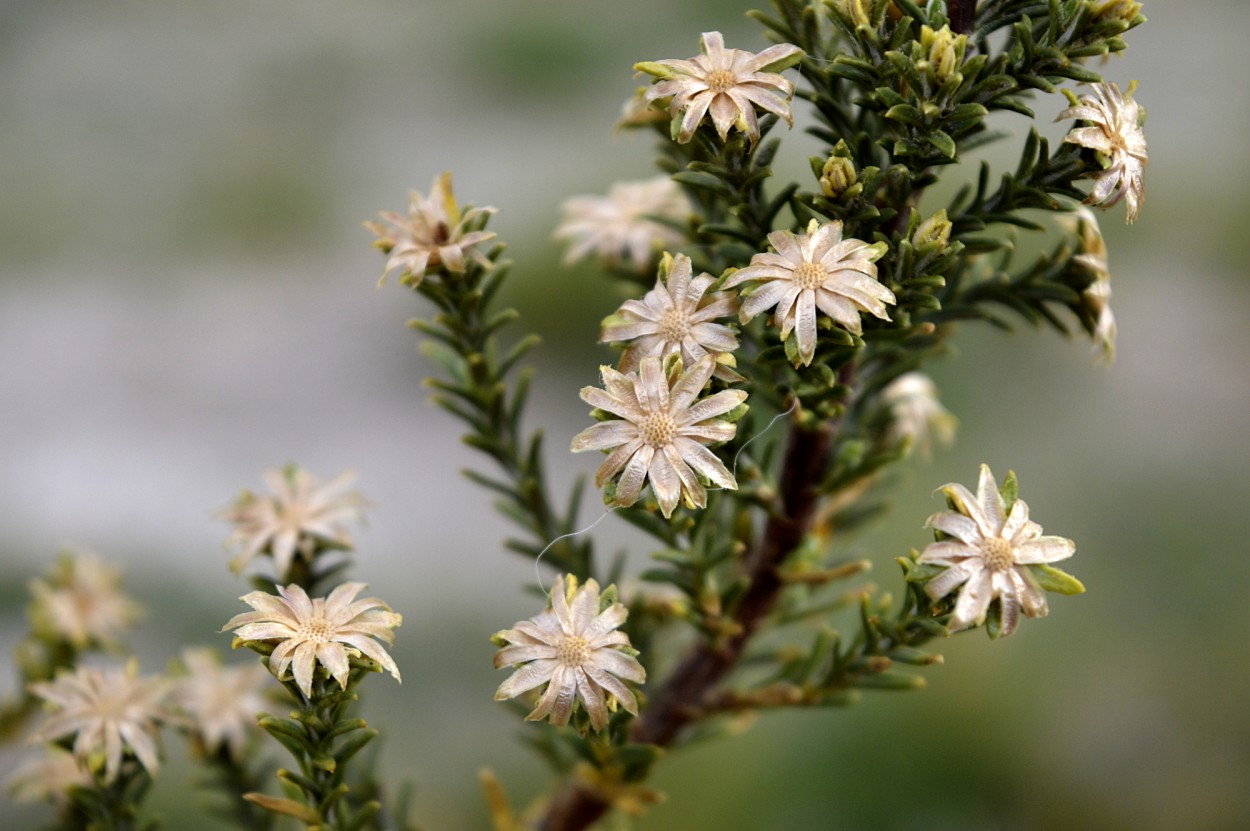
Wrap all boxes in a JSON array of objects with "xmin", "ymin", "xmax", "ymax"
[{"xmin": 2, "ymin": 1, "xmax": 1248, "ymax": 829}]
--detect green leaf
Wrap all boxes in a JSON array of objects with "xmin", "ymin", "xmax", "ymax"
[{"xmin": 1028, "ymin": 564, "xmax": 1086, "ymax": 595}]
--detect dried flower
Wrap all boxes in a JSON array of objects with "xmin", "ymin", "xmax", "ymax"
[
  {"xmin": 571, "ymin": 355, "xmax": 746, "ymax": 518},
  {"xmin": 555, "ymin": 177, "xmax": 691, "ymax": 270},
  {"xmin": 493, "ymin": 575, "xmax": 644, "ymax": 732},
  {"xmin": 880, "ymin": 373, "xmax": 957, "ymax": 458},
  {"xmin": 601, "ymin": 253, "xmax": 741, "ymax": 382},
  {"xmin": 29, "ymin": 661, "xmax": 170, "ymax": 784},
  {"xmin": 223, "ymin": 582, "xmax": 401, "ymax": 699},
  {"xmin": 365, "ymin": 172, "xmax": 497, "ymax": 286},
  {"xmin": 29, "ymin": 551, "xmax": 141, "ymax": 649},
  {"xmin": 1063, "ymin": 207, "xmax": 1116, "ymax": 364},
  {"xmin": 220, "ymin": 466, "xmax": 366, "ymax": 578},
  {"xmin": 6, "ymin": 747, "xmax": 91, "ymax": 805},
  {"xmin": 919, "ymin": 465, "xmax": 1076, "ymax": 637},
  {"xmin": 637, "ymin": 31, "xmax": 803, "ymax": 145},
  {"xmin": 174, "ymin": 648, "xmax": 270, "ymax": 760},
  {"xmin": 724, "ymin": 219, "xmax": 893, "ymax": 365},
  {"xmin": 1058, "ymin": 82, "xmax": 1148, "ymax": 222}
]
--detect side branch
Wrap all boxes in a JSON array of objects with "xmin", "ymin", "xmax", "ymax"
[{"xmin": 538, "ymin": 420, "xmax": 833, "ymax": 830}]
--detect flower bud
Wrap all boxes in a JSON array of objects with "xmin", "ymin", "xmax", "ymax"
[
  {"xmin": 912, "ymin": 209, "xmax": 951, "ymax": 251},
  {"xmin": 1089, "ymin": 0, "xmax": 1143, "ymax": 24},
  {"xmin": 920, "ymin": 25, "xmax": 965, "ymax": 84},
  {"xmin": 835, "ymin": 0, "xmax": 872, "ymax": 27},
  {"xmin": 820, "ymin": 155, "xmax": 858, "ymax": 198}
]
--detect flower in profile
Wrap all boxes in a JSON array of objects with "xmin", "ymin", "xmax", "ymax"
[
  {"xmin": 365, "ymin": 172, "xmax": 497, "ymax": 285},
  {"xmin": 555, "ymin": 177, "xmax": 691, "ymax": 270},
  {"xmin": 919, "ymin": 465, "xmax": 1077, "ymax": 637},
  {"xmin": 880, "ymin": 373, "xmax": 957, "ymax": 458},
  {"xmin": 1062, "ymin": 207, "xmax": 1117, "ymax": 364},
  {"xmin": 1058, "ymin": 82, "xmax": 1148, "ymax": 222},
  {"xmin": 174, "ymin": 648, "xmax": 270, "ymax": 760},
  {"xmin": 223, "ymin": 582, "xmax": 401, "ymax": 699},
  {"xmin": 493, "ymin": 575, "xmax": 644, "ymax": 732},
  {"xmin": 637, "ymin": 31, "xmax": 803, "ymax": 145},
  {"xmin": 220, "ymin": 466, "xmax": 366, "ymax": 578},
  {"xmin": 571, "ymin": 355, "xmax": 746, "ymax": 518},
  {"xmin": 724, "ymin": 219, "xmax": 893, "ymax": 366},
  {"xmin": 6, "ymin": 747, "xmax": 91, "ymax": 805},
  {"xmin": 601, "ymin": 253, "xmax": 741, "ymax": 382},
  {"xmin": 29, "ymin": 551, "xmax": 141, "ymax": 649},
  {"xmin": 28, "ymin": 661, "xmax": 169, "ymax": 784}
]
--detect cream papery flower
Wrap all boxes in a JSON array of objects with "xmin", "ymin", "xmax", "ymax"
[
  {"xmin": 724, "ymin": 219, "xmax": 893, "ymax": 366},
  {"xmin": 220, "ymin": 466, "xmax": 366, "ymax": 578},
  {"xmin": 174, "ymin": 648, "xmax": 270, "ymax": 760},
  {"xmin": 28, "ymin": 661, "xmax": 170, "ymax": 784},
  {"xmin": 880, "ymin": 372, "xmax": 957, "ymax": 458},
  {"xmin": 555, "ymin": 177, "xmax": 691, "ymax": 270},
  {"xmin": 6, "ymin": 747, "xmax": 91, "ymax": 804},
  {"xmin": 571, "ymin": 355, "xmax": 746, "ymax": 518},
  {"xmin": 365, "ymin": 171, "xmax": 497, "ymax": 285},
  {"xmin": 29, "ymin": 551, "xmax": 141, "ymax": 649},
  {"xmin": 639, "ymin": 31, "xmax": 803, "ymax": 145},
  {"xmin": 1058, "ymin": 82, "xmax": 1148, "ymax": 223},
  {"xmin": 493, "ymin": 575, "xmax": 644, "ymax": 732},
  {"xmin": 919, "ymin": 465, "xmax": 1076, "ymax": 637},
  {"xmin": 601, "ymin": 253, "xmax": 742, "ymax": 382},
  {"xmin": 223, "ymin": 582, "xmax": 401, "ymax": 699},
  {"xmin": 1063, "ymin": 207, "xmax": 1117, "ymax": 364}
]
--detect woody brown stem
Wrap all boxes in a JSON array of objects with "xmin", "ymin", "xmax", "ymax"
[
  {"xmin": 948, "ymin": 0, "xmax": 976, "ymax": 34},
  {"xmin": 538, "ymin": 420, "xmax": 834, "ymax": 831}
]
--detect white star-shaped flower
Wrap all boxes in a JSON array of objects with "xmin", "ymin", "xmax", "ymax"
[
  {"xmin": 365, "ymin": 172, "xmax": 497, "ymax": 285},
  {"xmin": 1058, "ymin": 82, "xmax": 1148, "ymax": 223},
  {"xmin": 571, "ymin": 355, "xmax": 746, "ymax": 518},
  {"xmin": 1062, "ymin": 207, "xmax": 1116, "ymax": 364},
  {"xmin": 29, "ymin": 551, "xmax": 141, "ymax": 649},
  {"xmin": 174, "ymin": 648, "xmax": 270, "ymax": 760},
  {"xmin": 29, "ymin": 661, "xmax": 170, "ymax": 784},
  {"xmin": 880, "ymin": 372, "xmax": 957, "ymax": 459},
  {"xmin": 6, "ymin": 747, "xmax": 91, "ymax": 805},
  {"xmin": 493, "ymin": 575, "xmax": 644, "ymax": 732},
  {"xmin": 555, "ymin": 177, "xmax": 691, "ymax": 270},
  {"xmin": 639, "ymin": 31, "xmax": 803, "ymax": 145},
  {"xmin": 724, "ymin": 220, "xmax": 894, "ymax": 365},
  {"xmin": 220, "ymin": 466, "xmax": 366, "ymax": 578},
  {"xmin": 601, "ymin": 253, "xmax": 741, "ymax": 382},
  {"xmin": 223, "ymin": 582, "xmax": 401, "ymax": 699},
  {"xmin": 919, "ymin": 465, "xmax": 1076, "ymax": 637}
]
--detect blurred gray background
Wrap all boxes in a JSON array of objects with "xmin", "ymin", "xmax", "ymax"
[{"xmin": 2, "ymin": 1, "xmax": 1248, "ymax": 829}]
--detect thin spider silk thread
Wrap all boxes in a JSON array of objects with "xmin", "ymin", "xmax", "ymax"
[{"xmin": 531, "ymin": 398, "xmax": 799, "ymax": 593}]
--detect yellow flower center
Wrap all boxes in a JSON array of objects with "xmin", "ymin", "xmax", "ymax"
[
  {"xmin": 556, "ymin": 635, "xmax": 591, "ymax": 667},
  {"xmin": 298, "ymin": 617, "xmax": 335, "ymax": 644},
  {"xmin": 657, "ymin": 307, "xmax": 691, "ymax": 341},
  {"xmin": 705, "ymin": 69, "xmax": 738, "ymax": 95},
  {"xmin": 792, "ymin": 261, "xmax": 827, "ymax": 290},
  {"xmin": 638, "ymin": 412, "xmax": 677, "ymax": 448},
  {"xmin": 980, "ymin": 537, "xmax": 1015, "ymax": 572}
]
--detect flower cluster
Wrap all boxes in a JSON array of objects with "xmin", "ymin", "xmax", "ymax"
[
  {"xmin": 1059, "ymin": 82, "xmax": 1148, "ymax": 223},
  {"xmin": 220, "ymin": 465, "xmax": 366, "ymax": 577},
  {"xmin": 28, "ymin": 550, "xmax": 141, "ymax": 650},
  {"xmin": 636, "ymin": 31, "xmax": 803, "ymax": 145},
  {"xmin": 493, "ymin": 575, "xmax": 644, "ymax": 732},
  {"xmin": 555, "ymin": 177, "xmax": 691, "ymax": 270},
  {"xmin": 919, "ymin": 465, "xmax": 1078, "ymax": 637},
  {"xmin": 28, "ymin": 661, "xmax": 170, "ymax": 784},
  {"xmin": 224, "ymin": 582, "xmax": 401, "ymax": 699},
  {"xmin": 366, "ymin": 171, "xmax": 497, "ymax": 285}
]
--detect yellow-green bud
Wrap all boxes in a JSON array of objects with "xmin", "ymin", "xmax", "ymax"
[
  {"xmin": 920, "ymin": 25, "xmax": 965, "ymax": 83},
  {"xmin": 820, "ymin": 156, "xmax": 858, "ymax": 198},
  {"xmin": 835, "ymin": 0, "xmax": 872, "ymax": 27},
  {"xmin": 1089, "ymin": 0, "xmax": 1143, "ymax": 24},
  {"xmin": 913, "ymin": 209, "xmax": 952, "ymax": 251}
]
